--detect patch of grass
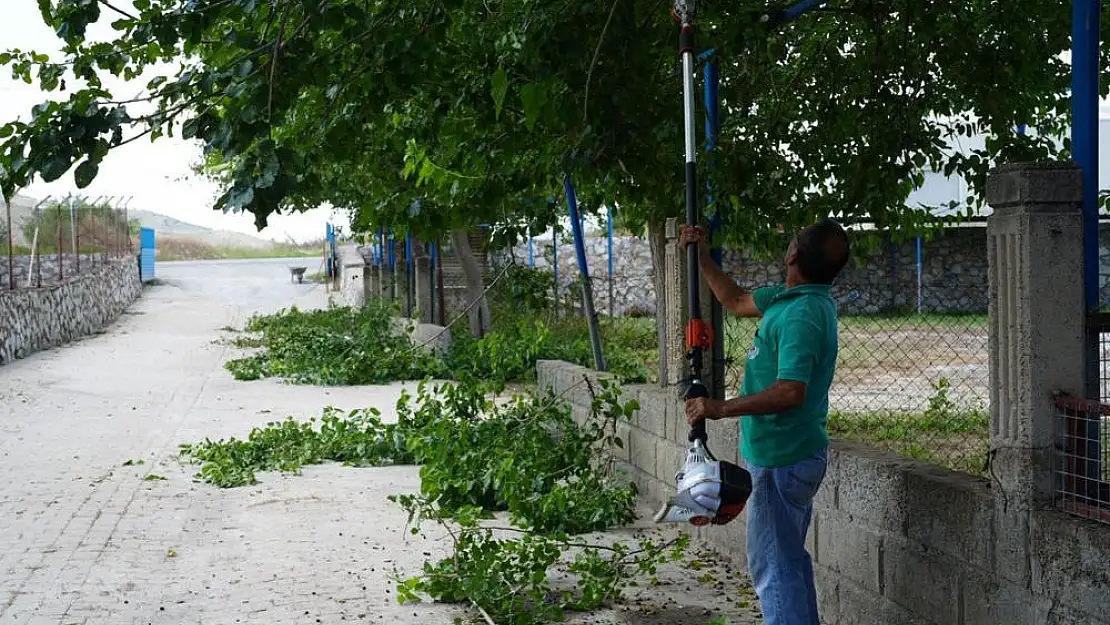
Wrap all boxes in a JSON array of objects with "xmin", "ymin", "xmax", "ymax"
[
  {"xmin": 827, "ymin": 378, "xmax": 989, "ymax": 475},
  {"xmin": 155, "ymin": 234, "xmax": 323, "ymax": 261}
]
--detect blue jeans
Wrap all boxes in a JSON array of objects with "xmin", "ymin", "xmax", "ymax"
[{"xmin": 746, "ymin": 447, "xmax": 828, "ymax": 625}]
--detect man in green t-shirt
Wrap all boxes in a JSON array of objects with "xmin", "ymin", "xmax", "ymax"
[{"xmin": 680, "ymin": 219, "xmax": 849, "ymax": 625}]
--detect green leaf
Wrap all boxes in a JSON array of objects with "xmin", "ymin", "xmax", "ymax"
[
  {"xmin": 490, "ymin": 67, "xmax": 508, "ymax": 119},
  {"xmin": 520, "ymin": 83, "xmax": 547, "ymax": 131},
  {"xmin": 74, "ymin": 159, "xmax": 99, "ymax": 188},
  {"xmin": 40, "ymin": 154, "xmax": 71, "ymax": 182},
  {"xmin": 181, "ymin": 117, "xmax": 200, "ymax": 140}
]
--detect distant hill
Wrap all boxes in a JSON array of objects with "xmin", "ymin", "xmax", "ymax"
[
  {"xmin": 128, "ymin": 209, "xmax": 273, "ymax": 249},
  {"xmin": 4, "ymin": 194, "xmax": 273, "ymax": 250}
]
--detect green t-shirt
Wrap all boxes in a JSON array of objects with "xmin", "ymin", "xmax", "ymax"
[{"xmin": 739, "ymin": 283, "xmax": 838, "ymax": 468}]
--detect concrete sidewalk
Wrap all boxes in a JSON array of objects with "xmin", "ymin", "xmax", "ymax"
[{"xmin": 0, "ymin": 259, "xmax": 760, "ymax": 625}]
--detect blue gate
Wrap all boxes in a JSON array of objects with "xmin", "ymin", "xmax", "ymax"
[{"xmin": 140, "ymin": 227, "xmax": 156, "ymax": 282}]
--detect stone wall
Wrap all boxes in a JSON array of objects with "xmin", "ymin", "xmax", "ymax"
[
  {"xmin": 537, "ymin": 359, "xmax": 1110, "ymax": 625},
  {"xmin": 0, "ymin": 259, "xmax": 141, "ymax": 365},
  {"xmin": 0, "ymin": 253, "xmax": 118, "ymax": 289}
]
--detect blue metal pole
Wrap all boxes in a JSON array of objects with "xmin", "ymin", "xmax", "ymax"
[
  {"xmin": 1074, "ymin": 0, "xmax": 1103, "ymax": 492},
  {"xmin": 387, "ymin": 229, "xmax": 396, "ymax": 301},
  {"xmin": 916, "ymin": 236, "xmax": 923, "ymax": 314},
  {"xmin": 564, "ymin": 173, "xmax": 606, "ymax": 370},
  {"xmin": 776, "ymin": 0, "xmax": 829, "ymax": 23},
  {"xmin": 704, "ymin": 56, "xmax": 723, "ymax": 268},
  {"xmin": 704, "ymin": 55, "xmax": 726, "ymax": 402},
  {"xmin": 528, "ymin": 233, "xmax": 535, "ymax": 268},
  {"xmin": 553, "ymin": 228, "xmax": 559, "ymax": 313},
  {"xmin": 606, "ymin": 207, "xmax": 614, "ymax": 316},
  {"xmin": 1074, "ymin": 0, "xmax": 1100, "ymax": 316},
  {"xmin": 404, "ymin": 233, "xmax": 414, "ymax": 316}
]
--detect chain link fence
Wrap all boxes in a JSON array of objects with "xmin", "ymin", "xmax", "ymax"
[
  {"xmin": 371, "ymin": 224, "xmax": 992, "ymax": 476},
  {"xmin": 723, "ymin": 227, "xmax": 990, "ymax": 475},
  {"xmin": 3, "ymin": 196, "xmax": 134, "ymax": 291}
]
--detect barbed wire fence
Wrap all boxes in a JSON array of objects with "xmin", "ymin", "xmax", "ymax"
[{"xmin": 3, "ymin": 195, "xmax": 134, "ymax": 291}]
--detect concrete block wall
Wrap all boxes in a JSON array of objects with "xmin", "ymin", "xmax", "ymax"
[
  {"xmin": 0, "ymin": 259, "xmax": 141, "ymax": 365},
  {"xmin": 536, "ymin": 359, "xmax": 1110, "ymax": 625}
]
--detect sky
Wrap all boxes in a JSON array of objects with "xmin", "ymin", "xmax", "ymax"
[{"xmin": 0, "ymin": 2, "xmax": 348, "ymax": 243}]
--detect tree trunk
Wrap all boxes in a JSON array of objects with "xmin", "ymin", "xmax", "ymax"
[
  {"xmin": 450, "ymin": 229, "xmax": 491, "ymax": 337},
  {"xmin": 647, "ymin": 219, "xmax": 668, "ymax": 386}
]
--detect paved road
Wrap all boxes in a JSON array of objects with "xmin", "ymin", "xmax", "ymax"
[
  {"xmin": 0, "ymin": 258, "xmax": 759, "ymax": 625},
  {"xmin": 0, "ymin": 259, "xmax": 462, "ymax": 625}
]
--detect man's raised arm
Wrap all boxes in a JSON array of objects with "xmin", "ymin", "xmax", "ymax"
[{"xmin": 678, "ymin": 226, "xmax": 761, "ymax": 318}]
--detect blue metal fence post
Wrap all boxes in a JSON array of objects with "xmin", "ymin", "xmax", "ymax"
[
  {"xmin": 404, "ymin": 233, "xmax": 414, "ymax": 317},
  {"xmin": 607, "ymin": 207, "xmax": 615, "ymax": 316},
  {"xmin": 1073, "ymin": 0, "xmax": 1102, "ymax": 489},
  {"xmin": 528, "ymin": 232, "xmax": 535, "ymax": 268},
  {"xmin": 429, "ymin": 241, "xmax": 438, "ymax": 324},
  {"xmin": 564, "ymin": 174, "xmax": 606, "ymax": 370},
  {"xmin": 387, "ymin": 229, "xmax": 396, "ymax": 302},
  {"xmin": 916, "ymin": 236, "xmax": 924, "ymax": 314},
  {"xmin": 553, "ymin": 228, "xmax": 559, "ymax": 316}
]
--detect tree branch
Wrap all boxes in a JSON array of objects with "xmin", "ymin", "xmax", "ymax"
[
  {"xmin": 99, "ymin": 0, "xmax": 137, "ymax": 20},
  {"xmin": 115, "ymin": 127, "xmax": 154, "ymax": 147},
  {"xmin": 268, "ymin": 2, "xmax": 293, "ymax": 122},
  {"xmin": 583, "ymin": 0, "xmax": 620, "ymax": 124}
]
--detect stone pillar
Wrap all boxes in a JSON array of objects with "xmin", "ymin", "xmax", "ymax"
[
  {"xmin": 986, "ymin": 162, "xmax": 1085, "ymax": 592},
  {"xmin": 415, "ymin": 255, "xmax": 433, "ymax": 323},
  {"xmin": 366, "ymin": 262, "xmax": 380, "ymax": 300},
  {"xmin": 664, "ymin": 218, "xmax": 688, "ymax": 387}
]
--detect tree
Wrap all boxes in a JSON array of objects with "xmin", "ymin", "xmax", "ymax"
[{"xmin": 0, "ymin": 0, "xmax": 1102, "ymax": 351}]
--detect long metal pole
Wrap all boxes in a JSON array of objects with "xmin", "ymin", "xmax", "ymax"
[
  {"xmin": 776, "ymin": 0, "xmax": 829, "ymax": 21},
  {"xmin": 705, "ymin": 54, "xmax": 726, "ymax": 403},
  {"xmin": 552, "ymin": 229, "xmax": 559, "ymax": 316},
  {"xmin": 428, "ymin": 242, "xmax": 437, "ymax": 324},
  {"xmin": 404, "ymin": 233, "xmax": 414, "ymax": 317},
  {"xmin": 387, "ymin": 229, "xmax": 396, "ymax": 302},
  {"xmin": 565, "ymin": 174, "xmax": 606, "ymax": 371},
  {"xmin": 607, "ymin": 207, "xmax": 614, "ymax": 316},
  {"xmin": 5, "ymin": 195, "xmax": 13, "ymax": 290},
  {"xmin": 56, "ymin": 203, "xmax": 63, "ymax": 281},
  {"xmin": 434, "ymin": 239, "xmax": 446, "ymax": 326},
  {"xmin": 69, "ymin": 196, "xmax": 78, "ymax": 273},
  {"xmin": 1073, "ymin": 0, "xmax": 1101, "ymax": 493},
  {"xmin": 677, "ymin": 7, "xmax": 711, "ymax": 443}
]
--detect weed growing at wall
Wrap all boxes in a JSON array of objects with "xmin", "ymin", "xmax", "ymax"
[
  {"xmin": 827, "ymin": 377, "xmax": 989, "ymax": 475},
  {"xmin": 180, "ymin": 378, "xmax": 680, "ymax": 623}
]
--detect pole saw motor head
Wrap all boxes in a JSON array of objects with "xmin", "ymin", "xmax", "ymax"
[{"xmin": 653, "ymin": 437, "xmax": 753, "ymax": 526}]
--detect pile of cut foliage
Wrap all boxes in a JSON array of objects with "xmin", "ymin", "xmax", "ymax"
[{"xmin": 181, "ymin": 378, "xmax": 686, "ymax": 624}]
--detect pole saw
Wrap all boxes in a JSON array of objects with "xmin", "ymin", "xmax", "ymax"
[{"xmin": 653, "ymin": 0, "xmax": 753, "ymax": 527}]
